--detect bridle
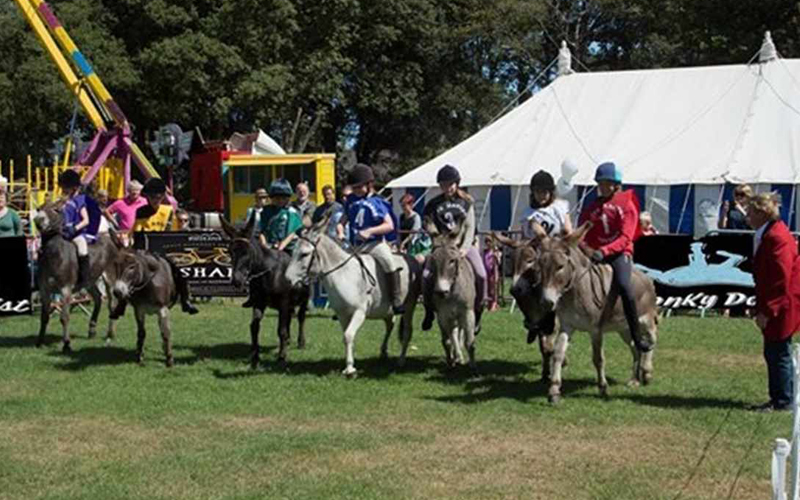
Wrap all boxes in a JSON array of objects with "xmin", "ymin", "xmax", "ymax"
[
  {"xmin": 230, "ymin": 237, "xmax": 271, "ymax": 282},
  {"xmin": 430, "ymin": 244, "xmax": 462, "ymax": 294},
  {"xmin": 296, "ymin": 234, "xmax": 377, "ymax": 287},
  {"xmin": 119, "ymin": 255, "xmax": 154, "ymax": 295}
]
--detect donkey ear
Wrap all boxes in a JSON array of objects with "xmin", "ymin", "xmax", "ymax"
[
  {"xmin": 243, "ymin": 214, "xmax": 256, "ymax": 239},
  {"xmin": 108, "ymin": 228, "xmax": 125, "ymax": 249},
  {"xmin": 423, "ymin": 216, "xmax": 438, "ymax": 237},
  {"xmin": 220, "ymin": 216, "xmax": 237, "ymax": 239},
  {"xmin": 565, "ymin": 221, "xmax": 592, "ymax": 247},
  {"xmin": 491, "ymin": 231, "xmax": 521, "ymax": 248},
  {"xmin": 530, "ymin": 221, "xmax": 548, "ymax": 241}
]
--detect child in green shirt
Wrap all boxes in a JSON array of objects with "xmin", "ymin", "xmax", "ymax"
[{"xmin": 258, "ymin": 179, "xmax": 303, "ymax": 253}]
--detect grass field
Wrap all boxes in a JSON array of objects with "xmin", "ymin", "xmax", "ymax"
[{"xmin": 0, "ymin": 300, "xmax": 793, "ymax": 499}]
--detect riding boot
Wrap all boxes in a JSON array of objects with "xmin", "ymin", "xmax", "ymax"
[
  {"xmin": 527, "ymin": 312, "xmax": 556, "ymax": 344},
  {"xmin": 76, "ymin": 255, "xmax": 91, "ymax": 290},
  {"xmin": 389, "ymin": 270, "xmax": 405, "ymax": 315},
  {"xmin": 168, "ymin": 261, "xmax": 199, "ymax": 315},
  {"xmin": 241, "ymin": 297, "xmax": 254, "ymax": 308}
]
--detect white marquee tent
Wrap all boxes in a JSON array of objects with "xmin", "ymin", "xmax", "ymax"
[{"xmin": 387, "ymin": 33, "xmax": 800, "ymax": 237}]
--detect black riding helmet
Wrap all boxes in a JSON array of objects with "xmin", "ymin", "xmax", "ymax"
[
  {"xmin": 530, "ymin": 170, "xmax": 555, "ymax": 191},
  {"xmin": 57, "ymin": 169, "xmax": 82, "ymax": 189},
  {"xmin": 347, "ymin": 163, "xmax": 375, "ymax": 187},
  {"xmin": 142, "ymin": 177, "xmax": 167, "ymax": 197},
  {"xmin": 436, "ymin": 164, "xmax": 461, "ymax": 184}
]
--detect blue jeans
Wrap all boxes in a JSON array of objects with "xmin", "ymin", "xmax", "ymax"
[{"xmin": 763, "ymin": 338, "xmax": 794, "ymax": 408}]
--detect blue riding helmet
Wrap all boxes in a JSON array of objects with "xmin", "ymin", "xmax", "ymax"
[
  {"xmin": 269, "ymin": 178, "xmax": 293, "ymax": 197},
  {"xmin": 594, "ymin": 161, "xmax": 623, "ymax": 184}
]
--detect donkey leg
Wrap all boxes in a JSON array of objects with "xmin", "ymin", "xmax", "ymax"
[
  {"xmin": 640, "ymin": 316, "xmax": 657, "ymax": 385},
  {"xmin": 87, "ymin": 284, "xmax": 102, "ymax": 339},
  {"xmin": 158, "ymin": 306, "xmax": 173, "ymax": 368},
  {"xmin": 276, "ymin": 303, "xmax": 292, "ymax": 364},
  {"xmin": 104, "ymin": 276, "xmax": 117, "ymax": 344},
  {"xmin": 538, "ymin": 333, "xmax": 556, "ymax": 382},
  {"xmin": 449, "ymin": 324, "xmax": 463, "ymax": 367},
  {"xmin": 60, "ymin": 286, "xmax": 73, "ymax": 353},
  {"xmin": 548, "ymin": 332, "xmax": 570, "ymax": 404},
  {"xmin": 397, "ymin": 310, "xmax": 414, "ymax": 368},
  {"xmin": 463, "ymin": 310, "xmax": 477, "ymax": 370},
  {"xmin": 342, "ymin": 309, "xmax": 366, "ymax": 377},
  {"xmin": 380, "ymin": 316, "xmax": 394, "ymax": 361},
  {"xmin": 296, "ymin": 291, "xmax": 309, "ymax": 349},
  {"xmin": 36, "ymin": 288, "xmax": 52, "ymax": 348},
  {"xmin": 249, "ymin": 307, "xmax": 264, "ymax": 370},
  {"xmin": 135, "ymin": 308, "xmax": 147, "ymax": 365},
  {"xmin": 591, "ymin": 331, "xmax": 609, "ymax": 398}
]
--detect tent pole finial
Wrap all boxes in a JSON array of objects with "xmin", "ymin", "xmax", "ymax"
[
  {"xmin": 558, "ymin": 40, "xmax": 574, "ymax": 76},
  {"xmin": 760, "ymin": 30, "xmax": 778, "ymax": 63}
]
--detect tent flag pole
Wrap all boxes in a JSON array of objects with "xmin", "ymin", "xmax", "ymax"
[
  {"xmin": 508, "ymin": 185, "xmax": 523, "ymax": 231},
  {"xmin": 789, "ymin": 184, "xmax": 797, "ymax": 230},
  {"xmin": 676, "ymin": 185, "xmax": 692, "ymax": 234},
  {"xmin": 478, "ymin": 186, "xmax": 493, "ymax": 231}
]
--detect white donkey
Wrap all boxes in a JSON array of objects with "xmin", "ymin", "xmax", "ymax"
[{"xmin": 285, "ymin": 218, "xmax": 421, "ymax": 377}]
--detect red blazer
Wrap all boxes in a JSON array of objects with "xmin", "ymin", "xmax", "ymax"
[
  {"xmin": 753, "ymin": 220, "xmax": 800, "ymax": 341},
  {"xmin": 578, "ymin": 190, "xmax": 639, "ymax": 257}
]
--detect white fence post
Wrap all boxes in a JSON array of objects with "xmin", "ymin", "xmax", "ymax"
[
  {"xmin": 773, "ymin": 344, "xmax": 800, "ymax": 500},
  {"xmin": 789, "ymin": 344, "xmax": 800, "ymax": 500},
  {"xmin": 775, "ymin": 438, "xmax": 791, "ymax": 500}
]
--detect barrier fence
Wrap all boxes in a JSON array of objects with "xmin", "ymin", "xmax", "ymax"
[{"xmin": 772, "ymin": 344, "xmax": 800, "ymax": 500}]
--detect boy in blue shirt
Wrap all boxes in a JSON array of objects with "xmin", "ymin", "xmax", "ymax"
[{"xmin": 339, "ymin": 164, "xmax": 404, "ymax": 314}]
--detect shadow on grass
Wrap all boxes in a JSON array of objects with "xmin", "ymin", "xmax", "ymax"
[
  {"xmin": 173, "ymin": 343, "xmax": 277, "ymax": 365},
  {"xmin": 210, "ymin": 353, "xmax": 446, "ymax": 380},
  {"xmin": 0, "ymin": 334, "xmax": 60, "ymax": 348},
  {"xmin": 49, "ymin": 345, "xmax": 134, "ymax": 371},
  {"xmin": 612, "ymin": 392, "xmax": 748, "ymax": 410},
  {"xmin": 427, "ymin": 374, "xmax": 599, "ymax": 405}
]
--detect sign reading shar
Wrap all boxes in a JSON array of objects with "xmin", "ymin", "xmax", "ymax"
[
  {"xmin": 0, "ymin": 236, "xmax": 32, "ymax": 316},
  {"xmin": 633, "ymin": 232, "xmax": 767, "ymax": 310},
  {"xmin": 133, "ymin": 231, "xmax": 246, "ymax": 297}
]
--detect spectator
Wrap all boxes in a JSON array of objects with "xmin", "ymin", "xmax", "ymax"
[
  {"xmin": 747, "ymin": 193, "xmax": 800, "ymax": 412},
  {"xmin": 312, "ymin": 184, "xmax": 344, "ymax": 238},
  {"xmin": 398, "ymin": 193, "xmax": 429, "ymax": 264},
  {"xmin": 719, "ymin": 184, "xmax": 753, "ymax": 230},
  {"xmin": 107, "ymin": 180, "xmax": 146, "ymax": 244},
  {"xmin": 0, "ymin": 192, "xmax": 22, "ymax": 237},
  {"xmin": 175, "ymin": 208, "xmax": 192, "ymax": 231},
  {"xmin": 293, "ymin": 182, "xmax": 316, "ymax": 222},
  {"xmin": 95, "ymin": 189, "xmax": 109, "ymax": 209},
  {"xmin": 639, "ymin": 211, "xmax": 658, "ymax": 236},
  {"xmin": 245, "ymin": 187, "xmax": 268, "ymax": 226},
  {"xmin": 483, "ymin": 236, "xmax": 502, "ymax": 312}
]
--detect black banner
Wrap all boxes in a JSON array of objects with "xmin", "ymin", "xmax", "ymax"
[
  {"xmin": 0, "ymin": 236, "xmax": 32, "ymax": 316},
  {"xmin": 633, "ymin": 232, "xmax": 767, "ymax": 310},
  {"xmin": 134, "ymin": 231, "xmax": 245, "ymax": 297}
]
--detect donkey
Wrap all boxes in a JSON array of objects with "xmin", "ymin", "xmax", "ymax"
[
  {"xmin": 491, "ymin": 231, "xmax": 560, "ymax": 381},
  {"xmin": 32, "ymin": 201, "xmax": 120, "ymax": 353},
  {"xmin": 220, "ymin": 216, "xmax": 309, "ymax": 369},
  {"xmin": 429, "ymin": 234, "xmax": 477, "ymax": 369},
  {"xmin": 535, "ymin": 223, "xmax": 658, "ymax": 403},
  {"xmin": 285, "ymin": 216, "xmax": 420, "ymax": 377},
  {"xmin": 110, "ymin": 242, "xmax": 177, "ymax": 367}
]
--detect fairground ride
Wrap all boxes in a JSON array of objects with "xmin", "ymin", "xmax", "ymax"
[{"xmin": 13, "ymin": 0, "xmax": 161, "ymax": 199}]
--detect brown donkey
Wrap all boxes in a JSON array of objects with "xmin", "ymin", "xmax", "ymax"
[{"xmin": 535, "ymin": 223, "xmax": 658, "ymax": 403}]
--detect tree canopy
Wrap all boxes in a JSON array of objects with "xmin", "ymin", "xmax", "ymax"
[{"xmin": 1, "ymin": 0, "xmax": 798, "ymax": 176}]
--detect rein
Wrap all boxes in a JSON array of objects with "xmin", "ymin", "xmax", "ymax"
[
  {"xmin": 121, "ymin": 258, "xmax": 155, "ymax": 295},
  {"xmin": 298, "ymin": 235, "xmax": 377, "ymax": 288},
  {"xmin": 232, "ymin": 238, "xmax": 271, "ymax": 282}
]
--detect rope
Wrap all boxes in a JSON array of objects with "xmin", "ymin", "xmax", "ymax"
[
  {"xmin": 486, "ymin": 57, "xmax": 559, "ymax": 126},
  {"xmin": 507, "ymin": 185, "xmax": 524, "ymax": 231},
  {"xmin": 550, "ymin": 85, "xmax": 597, "ymax": 164},
  {"xmin": 675, "ymin": 184, "xmax": 692, "ymax": 235},
  {"xmin": 477, "ymin": 186, "xmax": 492, "ymax": 231}
]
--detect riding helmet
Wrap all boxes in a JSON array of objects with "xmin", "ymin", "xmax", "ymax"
[
  {"xmin": 436, "ymin": 164, "xmax": 461, "ymax": 184},
  {"xmin": 347, "ymin": 163, "xmax": 375, "ymax": 187},
  {"xmin": 268, "ymin": 178, "xmax": 293, "ymax": 197},
  {"xmin": 57, "ymin": 169, "xmax": 82, "ymax": 189},
  {"xmin": 142, "ymin": 177, "xmax": 167, "ymax": 196},
  {"xmin": 594, "ymin": 161, "xmax": 623, "ymax": 184},
  {"xmin": 530, "ymin": 170, "xmax": 555, "ymax": 191}
]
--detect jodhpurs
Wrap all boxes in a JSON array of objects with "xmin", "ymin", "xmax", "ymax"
[
  {"xmin": 607, "ymin": 253, "xmax": 639, "ymax": 339},
  {"xmin": 363, "ymin": 240, "xmax": 401, "ymax": 274},
  {"xmin": 73, "ymin": 235, "xmax": 89, "ymax": 257}
]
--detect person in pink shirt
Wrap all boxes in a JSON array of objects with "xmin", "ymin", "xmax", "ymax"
[{"xmin": 106, "ymin": 180, "xmax": 146, "ymax": 244}]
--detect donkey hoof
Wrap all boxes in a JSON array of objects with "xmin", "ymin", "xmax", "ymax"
[
  {"xmin": 380, "ymin": 350, "xmax": 390, "ymax": 361},
  {"xmin": 642, "ymin": 372, "xmax": 653, "ymax": 386},
  {"xmin": 626, "ymin": 378, "xmax": 641, "ymax": 389},
  {"xmin": 62, "ymin": 342, "xmax": 73, "ymax": 354},
  {"xmin": 548, "ymin": 393, "xmax": 561, "ymax": 405},
  {"xmin": 165, "ymin": 357, "xmax": 174, "ymax": 368},
  {"xmin": 342, "ymin": 367, "xmax": 357, "ymax": 378},
  {"xmin": 88, "ymin": 331, "xmax": 97, "ymax": 339},
  {"xmin": 599, "ymin": 386, "xmax": 609, "ymax": 399},
  {"xmin": 104, "ymin": 338, "xmax": 113, "ymax": 346},
  {"xmin": 35, "ymin": 340, "xmax": 44, "ymax": 348},
  {"xmin": 396, "ymin": 357, "xmax": 407, "ymax": 369}
]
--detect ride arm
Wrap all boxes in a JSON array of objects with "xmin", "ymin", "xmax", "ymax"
[
  {"xmin": 598, "ymin": 202, "xmax": 637, "ymax": 257},
  {"xmin": 359, "ymin": 214, "xmax": 394, "ymax": 239},
  {"xmin": 458, "ymin": 205, "xmax": 476, "ymax": 252}
]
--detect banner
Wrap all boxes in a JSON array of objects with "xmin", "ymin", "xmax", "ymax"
[
  {"xmin": 134, "ymin": 231, "xmax": 245, "ymax": 297},
  {"xmin": 0, "ymin": 236, "xmax": 32, "ymax": 316},
  {"xmin": 633, "ymin": 232, "xmax": 764, "ymax": 310}
]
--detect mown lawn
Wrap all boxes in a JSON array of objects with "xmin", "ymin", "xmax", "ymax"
[{"xmin": 0, "ymin": 300, "xmax": 793, "ymax": 500}]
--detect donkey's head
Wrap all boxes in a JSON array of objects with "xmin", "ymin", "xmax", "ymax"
[
  {"xmin": 112, "ymin": 249, "xmax": 147, "ymax": 300},
  {"xmin": 537, "ymin": 222, "xmax": 592, "ymax": 309},
  {"xmin": 285, "ymin": 211, "xmax": 331, "ymax": 288},
  {"xmin": 430, "ymin": 233, "xmax": 463, "ymax": 296},
  {"xmin": 32, "ymin": 198, "xmax": 66, "ymax": 236},
  {"xmin": 220, "ymin": 216, "xmax": 259, "ymax": 288},
  {"xmin": 491, "ymin": 231, "xmax": 544, "ymax": 299}
]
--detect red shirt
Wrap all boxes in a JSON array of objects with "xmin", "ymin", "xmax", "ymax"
[
  {"xmin": 753, "ymin": 220, "xmax": 800, "ymax": 341},
  {"xmin": 578, "ymin": 190, "xmax": 639, "ymax": 257}
]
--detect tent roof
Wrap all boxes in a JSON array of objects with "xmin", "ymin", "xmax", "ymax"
[{"xmin": 388, "ymin": 58, "xmax": 800, "ymax": 188}]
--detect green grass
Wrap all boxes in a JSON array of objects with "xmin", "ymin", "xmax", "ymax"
[{"xmin": 0, "ymin": 300, "xmax": 792, "ymax": 499}]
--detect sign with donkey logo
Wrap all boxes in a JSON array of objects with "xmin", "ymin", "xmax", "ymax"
[
  {"xmin": 0, "ymin": 236, "xmax": 32, "ymax": 316},
  {"xmin": 633, "ymin": 232, "xmax": 765, "ymax": 310},
  {"xmin": 134, "ymin": 231, "xmax": 246, "ymax": 297}
]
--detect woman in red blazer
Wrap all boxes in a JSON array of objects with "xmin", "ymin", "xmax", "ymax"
[{"xmin": 748, "ymin": 193, "xmax": 800, "ymax": 412}]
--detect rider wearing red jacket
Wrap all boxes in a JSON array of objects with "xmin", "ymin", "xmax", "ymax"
[{"xmin": 578, "ymin": 162, "xmax": 653, "ymax": 353}]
